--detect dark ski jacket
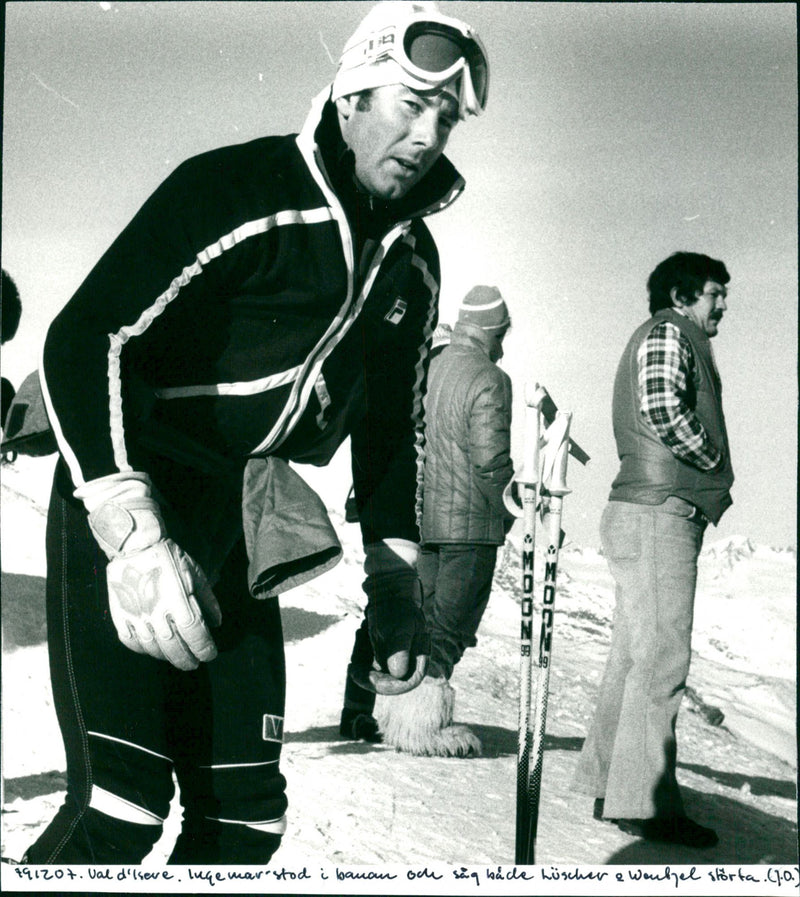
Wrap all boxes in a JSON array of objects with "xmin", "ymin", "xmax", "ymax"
[
  {"xmin": 41, "ymin": 88, "xmax": 465, "ymax": 546},
  {"xmin": 420, "ymin": 323, "xmax": 514, "ymax": 545}
]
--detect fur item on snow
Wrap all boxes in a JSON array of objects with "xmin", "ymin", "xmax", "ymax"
[{"xmin": 375, "ymin": 677, "xmax": 481, "ymax": 757}]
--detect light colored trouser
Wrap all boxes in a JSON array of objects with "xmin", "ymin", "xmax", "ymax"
[{"xmin": 572, "ymin": 497, "xmax": 706, "ymax": 819}]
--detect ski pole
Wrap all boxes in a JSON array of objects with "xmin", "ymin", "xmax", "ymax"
[
  {"xmin": 513, "ymin": 384, "xmax": 546, "ymax": 865},
  {"xmin": 520, "ymin": 411, "xmax": 572, "ymax": 864},
  {"xmin": 536, "ymin": 386, "xmax": 590, "ymax": 467}
]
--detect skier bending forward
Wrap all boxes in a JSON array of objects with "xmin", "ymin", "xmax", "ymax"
[{"xmin": 23, "ymin": 0, "xmax": 490, "ymax": 865}]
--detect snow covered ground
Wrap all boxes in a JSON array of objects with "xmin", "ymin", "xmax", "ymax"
[{"xmin": 1, "ymin": 453, "xmax": 797, "ymax": 894}]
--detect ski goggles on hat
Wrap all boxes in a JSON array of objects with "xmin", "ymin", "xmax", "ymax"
[{"xmin": 340, "ymin": 14, "xmax": 489, "ymax": 117}]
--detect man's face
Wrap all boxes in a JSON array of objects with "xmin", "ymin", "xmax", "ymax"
[
  {"xmin": 337, "ymin": 83, "xmax": 459, "ymax": 200},
  {"xmin": 683, "ymin": 280, "xmax": 728, "ymax": 338}
]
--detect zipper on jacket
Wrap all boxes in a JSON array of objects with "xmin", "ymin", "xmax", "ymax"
[{"xmin": 251, "ymin": 132, "xmax": 410, "ymax": 456}]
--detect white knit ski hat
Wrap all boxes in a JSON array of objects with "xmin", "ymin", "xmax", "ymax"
[
  {"xmin": 331, "ymin": 1, "xmax": 489, "ymax": 120},
  {"xmin": 457, "ymin": 286, "xmax": 511, "ymax": 332}
]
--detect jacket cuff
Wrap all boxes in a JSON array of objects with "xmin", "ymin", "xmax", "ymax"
[{"xmin": 73, "ymin": 471, "xmax": 155, "ymax": 513}]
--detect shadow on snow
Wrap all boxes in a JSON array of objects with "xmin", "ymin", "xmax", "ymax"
[
  {"xmin": 605, "ymin": 789, "xmax": 798, "ymax": 865},
  {"xmin": 1, "ymin": 572, "xmax": 46, "ymax": 649}
]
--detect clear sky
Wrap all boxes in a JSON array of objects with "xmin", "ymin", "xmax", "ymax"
[{"xmin": 2, "ymin": 2, "xmax": 797, "ymax": 548}]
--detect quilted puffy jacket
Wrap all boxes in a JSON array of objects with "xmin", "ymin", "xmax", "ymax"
[{"xmin": 421, "ymin": 322, "xmax": 514, "ymax": 544}]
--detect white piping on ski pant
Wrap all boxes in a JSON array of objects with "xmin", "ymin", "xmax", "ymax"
[
  {"xmin": 87, "ymin": 730, "xmax": 173, "ymax": 762},
  {"xmin": 209, "ymin": 814, "xmax": 288, "ymax": 836},
  {"xmin": 89, "ymin": 785, "xmax": 165, "ymax": 826},
  {"xmin": 197, "ymin": 759, "xmax": 279, "ymax": 770},
  {"xmin": 85, "ymin": 732, "xmax": 171, "ymax": 825}
]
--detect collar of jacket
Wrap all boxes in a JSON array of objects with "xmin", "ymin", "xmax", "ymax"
[
  {"xmin": 451, "ymin": 321, "xmax": 498, "ymax": 358},
  {"xmin": 298, "ymin": 86, "xmax": 466, "ymax": 222},
  {"xmin": 655, "ymin": 307, "xmax": 711, "ymax": 345}
]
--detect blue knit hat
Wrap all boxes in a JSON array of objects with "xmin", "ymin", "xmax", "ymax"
[{"xmin": 457, "ymin": 286, "xmax": 510, "ymax": 331}]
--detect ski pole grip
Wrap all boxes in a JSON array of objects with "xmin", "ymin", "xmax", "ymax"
[
  {"xmin": 517, "ymin": 383, "xmax": 545, "ymax": 485},
  {"xmin": 548, "ymin": 412, "xmax": 572, "ymax": 497}
]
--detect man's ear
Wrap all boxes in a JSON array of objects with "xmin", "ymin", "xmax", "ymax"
[{"xmin": 670, "ymin": 286, "xmax": 685, "ymax": 308}]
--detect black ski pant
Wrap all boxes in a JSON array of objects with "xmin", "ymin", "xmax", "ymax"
[{"xmin": 26, "ymin": 460, "xmax": 288, "ymax": 864}]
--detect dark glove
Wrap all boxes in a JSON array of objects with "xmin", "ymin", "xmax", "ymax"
[{"xmin": 352, "ymin": 541, "xmax": 429, "ymax": 695}]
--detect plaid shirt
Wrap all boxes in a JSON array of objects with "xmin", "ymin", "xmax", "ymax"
[{"xmin": 637, "ymin": 320, "xmax": 721, "ymax": 470}]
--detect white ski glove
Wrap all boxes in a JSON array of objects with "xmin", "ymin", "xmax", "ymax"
[
  {"xmin": 75, "ymin": 472, "xmax": 222, "ymax": 671},
  {"xmin": 355, "ymin": 539, "xmax": 429, "ymax": 695}
]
